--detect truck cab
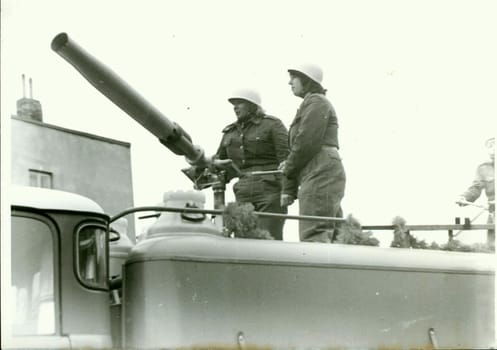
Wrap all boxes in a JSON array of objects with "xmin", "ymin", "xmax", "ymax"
[{"xmin": 7, "ymin": 185, "xmax": 112, "ymax": 349}]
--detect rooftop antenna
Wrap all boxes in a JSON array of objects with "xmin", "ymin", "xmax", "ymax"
[
  {"xmin": 16, "ymin": 74, "xmax": 43, "ymax": 122},
  {"xmin": 22, "ymin": 74, "xmax": 26, "ymax": 98},
  {"xmin": 29, "ymin": 77, "xmax": 33, "ymax": 99}
]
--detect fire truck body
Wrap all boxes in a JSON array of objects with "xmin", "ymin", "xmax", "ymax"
[
  {"xmin": 123, "ymin": 220, "xmax": 495, "ymax": 348},
  {"xmin": 7, "ymin": 186, "xmax": 496, "ymax": 349}
]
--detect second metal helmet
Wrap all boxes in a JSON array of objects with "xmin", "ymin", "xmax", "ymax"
[
  {"xmin": 228, "ymin": 88, "xmax": 262, "ymax": 107},
  {"xmin": 288, "ymin": 63, "xmax": 323, "ymax": 85}
]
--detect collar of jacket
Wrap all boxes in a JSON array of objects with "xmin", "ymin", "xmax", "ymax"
[
  {"xmin": 302, "ymin": 92, "xmax": 323, "ymax": 103},
  {"xmin": 222, "ymin": 114, "xmax": 263, "ymax": 132},
  {"xmin": 294, "ymin": 92, "xmax": 325, "ymax": 114}
]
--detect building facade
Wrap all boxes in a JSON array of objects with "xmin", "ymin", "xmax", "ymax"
[{"xmin": 11, "ymin": 115, "xmax": 136, "ymax": 239}]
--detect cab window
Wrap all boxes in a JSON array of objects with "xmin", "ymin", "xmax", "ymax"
[
  {"xmin": 11, "ymin": 215, "xmax": 56, "ymax": 336},
  {"xmin": 75, "ymin": 224, "xmax": 108, "ymax": 290}
]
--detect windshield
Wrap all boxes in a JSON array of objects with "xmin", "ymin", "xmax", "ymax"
[{"xmin": 11, "ymin": 215, "xmax": 56, "ymax": 336}]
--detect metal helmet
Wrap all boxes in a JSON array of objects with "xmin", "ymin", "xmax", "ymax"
[
  {"xmin": 228, "ymin": 88, "xmax": 262, "ymax": 107},
  {"xmin": 288, "ymin": 63, "xmax": 323, "ymax": 85}
]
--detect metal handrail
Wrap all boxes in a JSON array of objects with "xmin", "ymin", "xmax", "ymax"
[
  {"xmin": 111, "ymin": 206, "xmax": 494, "ymax": 231},
  {"xmin": 362, "ymin": 224, "xmax": 494, "ymax": 231},
  {"xmin": 111, "ymin": 206, "xmax": 345, "ymax": 224}
]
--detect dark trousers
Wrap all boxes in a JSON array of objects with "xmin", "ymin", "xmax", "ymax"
[
  {"xmin": 298, "ymin": 148, "xmax": 346, "ymax": 243},
  {"xmin": 233, "ymin": 174, "xmax": 287, "ymax": 240}
]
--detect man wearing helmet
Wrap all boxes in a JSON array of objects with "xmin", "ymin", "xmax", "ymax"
[
  {"xmin": 280, "ymin": 64, "xmax": 346, "ymax": 243},
  {"xmin": 456, "ymin": 137, "xmax": 495, "ymax": 248},
  {"xmin": 215, "ymin": 89, "xmax": 292, "ymax": 240}
]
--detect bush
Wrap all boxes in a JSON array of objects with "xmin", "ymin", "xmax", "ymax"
[
  {"xmin": 439, "ymin": 240, "xmax": 493, "ymax": 253},
  {"xmin": 390, "ymin": 216, "xmax": 429, "ymax": 249},
  {"xmin": 222, "ymin": 202, "xmax": 273, "ymax": 240},
  {"xmin": 335, "ymin": 214, "xmax": 380, "ymax": 246},
  {"xmin": 390, "ymin": 216, "xmax": 493, "ymax": 253}
]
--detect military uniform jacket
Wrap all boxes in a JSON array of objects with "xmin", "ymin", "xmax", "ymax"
[
  {"xmin": 216, "ymin": 114, "xmax": 289, "ymax": 181},
  {"xmin": 285, "ymin": 93, "xmax": 339, "ymax": 179},
  {"xmin": 462, "ymin": 161, "xmax": 495, "ymax": 211}
]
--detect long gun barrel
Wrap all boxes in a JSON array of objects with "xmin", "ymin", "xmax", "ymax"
[{"xmin": 51, "ymin": 32, "xmax": 206, "ymax": 165}]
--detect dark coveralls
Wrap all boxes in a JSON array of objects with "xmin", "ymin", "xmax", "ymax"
[
  {"xmin": 216, "ymin": 113, "xmax": 290, "ymax": 240},
  {"xmin": 283, "ymin": 93, "xmax": 346, "ymax": 243},
  {"xmin": 461, "ymin": 160, "xmax": 495, "ymax": 246}
]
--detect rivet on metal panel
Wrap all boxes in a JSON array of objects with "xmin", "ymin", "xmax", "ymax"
[
  {"xmin": 237, "ymin": 331, "xmax": 246, "ymax": 349},
  {"xmin": 428, "ymin": 327, "xmax": 439, "ymax": 349}
]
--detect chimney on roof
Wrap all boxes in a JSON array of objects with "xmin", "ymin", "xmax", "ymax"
[{"xmin": 16, "ymin": 74, "xmax": 43, "ymax": 122}]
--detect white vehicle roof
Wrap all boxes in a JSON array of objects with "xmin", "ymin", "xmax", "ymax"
[{"xmin": 10, "ymin": 185, "xmax": 105, "ymax": 214}]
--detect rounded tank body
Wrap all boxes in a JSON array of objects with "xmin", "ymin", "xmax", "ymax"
[{"xmin": 122, "ymin": 235, "xmax": 495, "ymax": 349}]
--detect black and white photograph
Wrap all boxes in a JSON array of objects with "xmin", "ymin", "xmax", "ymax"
[{"xmin": 1, "ymin": 0, "xmax": 496, "ymax": 348}]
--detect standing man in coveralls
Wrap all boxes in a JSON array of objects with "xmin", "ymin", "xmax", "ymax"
[
  {"xmin": 456, "ymin": 137, "xmax": 495, "ymax": 248},
  {"xmin": 216, "ymin": 89, "xmax": 292, "ymax": 240},
  {"xmin": 280, "ymin": 64, "xmax": 346, "ymax": 243}
]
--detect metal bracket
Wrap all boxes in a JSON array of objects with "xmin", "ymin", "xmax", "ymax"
[{"xmin": 428, "ymin": 327, "xmax": 439, "ymax": 348}]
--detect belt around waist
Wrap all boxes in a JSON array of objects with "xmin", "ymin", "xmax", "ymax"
[
  {"xmin": 241, "ymin": 164, "xmax": 279, "ymax": 172},
  {"xmin": 239, "ymin": 165, "xmax": 281, "ymax": 178}
]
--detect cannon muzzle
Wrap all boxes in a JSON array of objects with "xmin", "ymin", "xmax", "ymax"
[{"xmin": 51, "ymin": 32, "xmax": 206, "ymax": 165}]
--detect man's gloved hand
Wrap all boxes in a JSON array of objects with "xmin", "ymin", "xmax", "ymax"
[
  {"xmin": 211, "ymin": 158, "xmax": 233, "ymax": 168},
  {"xmin": 278, "ymin": 161, "xmax": 286, "ymax": 171},
  {"xmin": 207, "ymin": 155, "xmax": 233, "ymax": 172},
  {"xmin": 455, "ymin": 196, "xmax": 469, "ymax": 206},
  {"xmin": 280, "ymin": 194, "xmax": 295, "ymax": 207}
]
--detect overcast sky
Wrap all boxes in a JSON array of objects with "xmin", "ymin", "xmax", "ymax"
[{"xmin": 2, "ymin": 0, "xmax": 496, "ymax": 244}]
